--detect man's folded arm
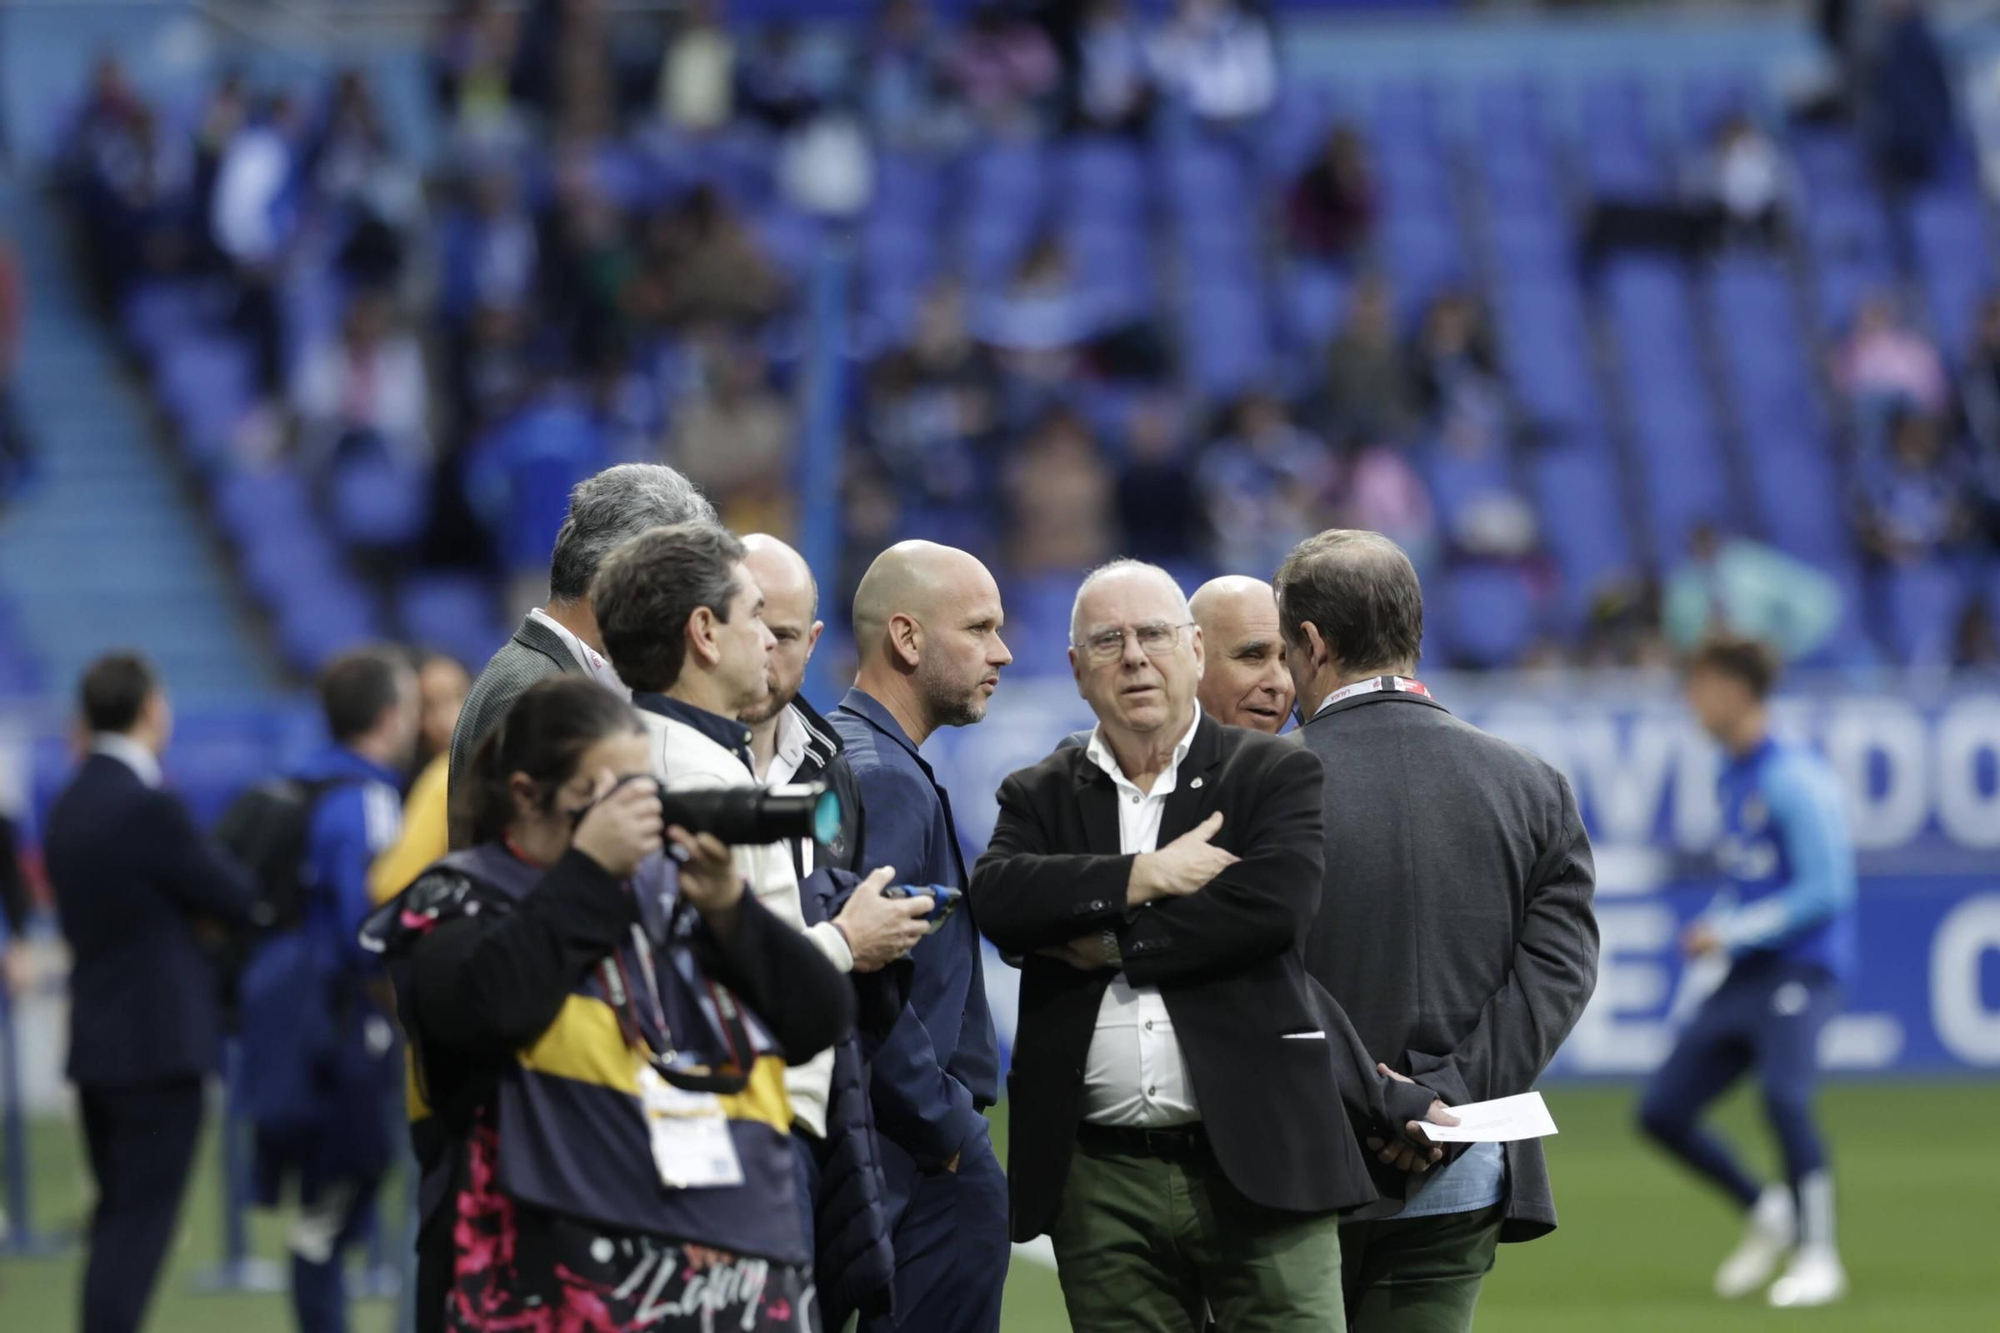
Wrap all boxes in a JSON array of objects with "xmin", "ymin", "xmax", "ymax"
[{"xmin": 969, "ymin": 773, "xmax": 1132, "ymax": 955}]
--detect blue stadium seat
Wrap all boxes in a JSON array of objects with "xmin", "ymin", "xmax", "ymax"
[
  {"xmin": 1438, "ymin": 561, "xmax": 1541, "ymax": 668},
  {"xmin": 1878, "ymin": 562, "xmax": 1967, "ymax": 668}
]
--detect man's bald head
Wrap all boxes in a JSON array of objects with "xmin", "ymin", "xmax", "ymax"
[
  {"xmin": 741, "ymin": 534, "xmax": 822, "ymax": 724},
  {"xmin": 1188, "ymin": 576, "xmax": 1293, "ymax": 732},
  {"xmin": 851, "ymin": 542, "xmax": 1012, "ymax": 738}
]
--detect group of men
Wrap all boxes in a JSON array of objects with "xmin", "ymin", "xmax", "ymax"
[
  {"xmin": 38, "ymin": 457, "xmax": 1860, "ymax": 1333},
  {"xmin": 421, "ymin": 463, "xmax": 1604, "ymax": 1333}
]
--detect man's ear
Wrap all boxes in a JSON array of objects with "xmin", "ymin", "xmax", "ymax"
[
  {"xmin": 1302, "ymin": 621, "xmax": 1332, "ymax": 673},
  {"xmin": 805, "ymin": 620, "xmax": 825, "ymax": 661},
  {"xmin": 687, "ymin": 605, "xmax": 721, "ymax": 668},
  {"xmin": 1188, "ymin": 624, "xmax": 1205, "ymax": 678},
  {"xmin": 888, "ymin": 612, "xmax": 923, "ymax": 670}
]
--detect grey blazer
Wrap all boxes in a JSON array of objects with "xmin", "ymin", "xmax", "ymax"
[
  {"xmin": 446, "ymin": 615, "xmax": 583, "ymax": 848},
  {"xmin": 1297, "ymin": 685, "xmax": 1598, "ymax": 1242}
]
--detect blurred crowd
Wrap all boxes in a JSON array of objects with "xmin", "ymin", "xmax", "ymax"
[{"xmin": 45, "ymin": 0, "xmax": 2000, "ymax": 674}]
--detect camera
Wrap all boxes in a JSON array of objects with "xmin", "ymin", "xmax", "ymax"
[
  {"xmin": 881, "ymin": 883, "xmax": 963, "ymax": 933},
  {"xmin": 656, "ymin": 779, "xmax": 843, "ymax": 847}
]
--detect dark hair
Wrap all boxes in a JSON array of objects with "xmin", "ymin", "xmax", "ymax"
[
  {"xmin": 1686, "ymin": 633, "xmax": 1780, "ymax": 700},
  {"xmin": 548, "ymin": 464, "xmax": 717, "ymax": 603},
  {"xmin": 80, "ymin": 652, "xmax": 158, "ymax": 735},
  {"xmin": 319, "ymin": 647, "xmax": 411, "ymax": 743},
  {"xmin": 1274, "ymin": 529, "xmax": 1424, "ymax": 674},
  {"xmin": 458, "ymin": 676, "xmax": 642, "ymax": 846},
  {"xmin": 592, "ymin": 522, "xmax": 746, "ymax": 694}
]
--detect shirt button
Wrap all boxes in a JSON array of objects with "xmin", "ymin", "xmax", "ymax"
[
  {"xmin": 1146, "ymin": 1085, "xmax": 1157, "ymax": 1096},
  {"xmin": 1144, "ymin": 1020, "xmax": 1155, "ymax": 1031},
  {"xmin": 1129, "ymin": 794, "xmax": 1140, "ymax": 804}
]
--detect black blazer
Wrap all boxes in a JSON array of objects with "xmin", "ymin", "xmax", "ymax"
[
  {"xmin": 971, "ymin": 716, "xmax": 1428, "ymax": 1241},
  {"xmin": 44, "ymin": 753, "xmax": 257, "ymax": 1087},
  {"xmin": 1297, "ymin": 688, "xmax": 1598, "ymax": 1241}
]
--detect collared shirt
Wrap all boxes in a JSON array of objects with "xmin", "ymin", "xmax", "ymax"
[
  {"xmin": 758, "ymin": 705, "xmax": 809, "ymax": 787},
  {"xmin": 1078, "ymin": 708, "xmax": 1202, "ymax": 1128},
  {"xmin": 92, "ymin": 733, "xmax": 162, "ymax": 789},
  {"xmin": 528, "ymin": 608, "xmax": 627, "ymax": 694}
]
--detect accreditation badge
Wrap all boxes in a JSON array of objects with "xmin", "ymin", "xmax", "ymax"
[{"xmin": 637, "ymin": 1063, "xmax": 745, "ymax": 1190}]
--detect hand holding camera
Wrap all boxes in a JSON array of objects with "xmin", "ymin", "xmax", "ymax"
[
  {"xmin": 572, "ymin": 770, "xmax": 665, "ymax": 879},
  {"xmin": 668, "ymin": 825, "xmax": 744, "ymax": 915}
]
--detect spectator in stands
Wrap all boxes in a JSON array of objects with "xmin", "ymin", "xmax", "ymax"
[
  {"xmin": 865, "ymin": 282, "xmax": 1000, "ymax": 508},
  {"xmin": 1411, "ymin": 287, "xmax": 1507, "ymax": 453},
  {"xmin": 1664, "ymin": 523, "xmax": 1844, "ymax": 663},
  {"xmin": 1707, "ymin": 114, "xmax": 1791, "ymax": 246},
  {"xmin": 1321, "ymin": 273, "xmax": 1415, "ymax": 446},
  {"xmin": 1835, "ymin": 291, "xmax": 1950, "ymax": 421},
  {"xmin": 1117, "ymin": 397, "xmax": 1203, "ymax": 562},
  {"xmin": 292, "ymin": 289, "xmax": 433, "ymax": 471},
  {"xmin": 314, "ymin": 70, "xmax": 422, "ymax": 291},
  {"xmin": 1200, "ymin": 391, "xmax": 1335, "ymax": 582},
  {"xmin": 213, "ymin": 92, "xmax": 305, "ymax": 398},
  {"xmin": 448, "ymin": 462, "xmax": 719, "ymax": 844},
  {"xmin": 1147, "ymin": 0, "xmax": 1278, "ymax": 128},
  {"xmin": 1287, "ymin": 125, "xmax": 1376, "ymax": 265},
  {"xmin": 1005, "ymin": 405, "xmax": 1116, "ymax": 575},
  {"xmin": 369, "ymin": 651, "xmax": 472, "ymax": 906},
  {"xmin": 857, "ymin": 0, "xmax": 969, "ymax": 152},
  {"xmin": 466, "ymin": 372, "xmax": 612, "ymax": 616},
  {"xmin": 191, "ymin": 72, "xmax": 251, "ymax": 274},
  {"xmin": 431, "ymin": 0, "xmax": 527, "ymax": 153},
  {"xmin": 1861, "ymin": 0, "xmax": 1955, "ymax": 190},
  {"xmin": 978, "ymin": 237, "xmax": 1104, "ymax": 388},
  {"xmin": 668, "ymin": 340, "xmax": 795, "ymax": 534},
  {"xmin": 738, "ymin": 20, "xmax": 820, "ymax": 131},
  {"xmin": 44, "ymin": 653, "xmax": 258, "ymax": 1333},
  {"xmin": 662, "ymin": 185, "xmax": 788, "ymax": 330},
  {"xmin": 1955, "ymin": 601, "xmax": 2000, "ymax": 669},
  {"xmin": 1336, "ymin": 442, "xmax": 1441, "ymax": 574},
  {"xmin": 658, "ymin": 0, "xmax": 736, "ymax": 134},
  {"xmin": 948, "ymin": 1, "xmax": 1060, "ymax": 135},
  {"xmin": 1856, "ymin": 408, "xmax": 1974, "ymax": 565},
  {"xmin": 1073, "ymin": 0, "xmax": 1154, "ymax": 135}
]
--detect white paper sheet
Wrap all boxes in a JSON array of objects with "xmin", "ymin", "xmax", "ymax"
[{"xmin": 1416, "ymin": 1091, "xmax": 1559, "ymax": 1143}]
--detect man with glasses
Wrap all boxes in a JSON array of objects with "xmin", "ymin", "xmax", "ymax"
[{"xmin": 970, "ymin": 560, "xmax": 1444, "ymax": 1332}]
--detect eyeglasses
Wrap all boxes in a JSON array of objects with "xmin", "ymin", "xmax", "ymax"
[{"xmin": 1075, "ymin": 621, "xmax": 1194, "ymax": 665}]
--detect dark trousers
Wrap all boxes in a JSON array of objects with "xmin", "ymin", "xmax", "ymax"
[
  {"xmin": 792, "ymin": 1132, "xmax": 825, "ymax": 1333},
  {"xmin": 78, "ymin": 1078, "xmax": 206, "ymax": 1333},
  {"xmin": 1339, "ymin": 1204, "xmax": 1504, "ymax": 1333},
  {"xmin": 858, "ymin": 1123, "xmax": 1008, "ymax": 1333},
  {"xmin": 1638, "ymin": 957, "xmax": 1841, "ymax": 1210}
]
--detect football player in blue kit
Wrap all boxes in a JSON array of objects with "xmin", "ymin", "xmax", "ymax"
[{"xmin": 1638, "ymin": 635, "xmax": 1855, "ymax": 1309}]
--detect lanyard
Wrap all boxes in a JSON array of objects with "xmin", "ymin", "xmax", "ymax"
[{"xmin": 1315, "ymin": 675, "xmax": 1433, "ymax": 716}]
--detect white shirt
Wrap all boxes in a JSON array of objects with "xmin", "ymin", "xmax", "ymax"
[
  {"xmin": 754, "ymin": 706, "xmax": 816, "ymax": 879},
  {"xmin": 528, "ymin": 608, "xmax": 628, "ymax": 695},
  {"xmin": 92, "ymin": 733, "xmax": 162, "ymax": 789},
  {"xmin": 1079, "ymin": 709, "xmax": 1203, "ymax": 1128}
]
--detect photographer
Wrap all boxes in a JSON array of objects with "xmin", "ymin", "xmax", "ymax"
[
  {"xmin": 362, "ymin": 676, "xmax": 854, "ymax": 1332},
  {"xmin": 591, "ymin": 522, "xmax": 931, "ymax": 1322}
]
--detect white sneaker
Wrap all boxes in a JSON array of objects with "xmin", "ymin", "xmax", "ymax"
[
  {"xmin": 1715, "ymin": 1186, "xmax": 1796, "ymax": 1299},
  {"xmin": 1768, "ymin": 1248, "xmax": 1848, "ymax": 1308}
]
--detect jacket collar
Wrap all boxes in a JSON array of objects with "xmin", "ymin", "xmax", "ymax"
[
  {"xmin": 513, "ymin": 612, "xmax": 584, "ymax": 674},
  {"xmin": 836, "ymin": 688, "xmax": 924, "ymax": 766},
  {"xmin": 1302, "ymin": 683, "xmax": 1448, "ymax": 729},
  {"xmin": 1072, "ymin": 708, "xmax": 1223, "ymax": 789},
  {"xmin": 787, "ymin": 694, "xmax": 844, "ymax": 783},
  {"xmin": 1071, "ymin": 712, "xmax": 1224, "ymax": 855},
  {"xmin": 632, "ymin": 692, "xmax": 755, "ymax": 770},
  {"xmin": 91, "ymin": 733, "xmax": 162, "ymax": 788}
]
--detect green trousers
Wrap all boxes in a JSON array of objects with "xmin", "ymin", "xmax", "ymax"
[
  {"xmin": 1048, "ymin": 1138, "xmax": 1346, "ymax": 1333},
  {"xmin": 1338, "ymin": 1204, "xmax": 1505, "ymax": 1333}
]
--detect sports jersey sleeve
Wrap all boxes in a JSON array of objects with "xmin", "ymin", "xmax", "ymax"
[{"xmin": 1717, "ymin": 754, "xmax": 1856, "ymax": 954}]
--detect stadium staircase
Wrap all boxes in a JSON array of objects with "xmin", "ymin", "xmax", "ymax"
[{"xmin": 0, "ymin": 175, "xmax": 282, "ymax": 707}]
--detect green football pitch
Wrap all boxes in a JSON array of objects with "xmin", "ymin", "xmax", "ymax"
[{"xmin": 4, "ymin": 1082, "xmax": 1996, "ymax": 1332}]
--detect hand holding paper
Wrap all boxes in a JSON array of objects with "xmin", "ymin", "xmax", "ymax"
[{"xmin": 1417, "ymin": 1091, "xmax": 1560, "ymax": 1144}]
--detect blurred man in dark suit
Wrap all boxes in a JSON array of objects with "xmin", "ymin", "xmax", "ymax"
[{"xmin": 44, "ymin": 652, "xmax": 257, "ymax": 1333}]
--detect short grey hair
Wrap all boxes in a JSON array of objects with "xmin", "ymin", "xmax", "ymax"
[
  {"xmin": 548, "ymin": 464, "xmax": 718, "ymax": 603},
  {"xmin": 1070, "ymin": 559, "xmax": 1191, "ymax": 644}
]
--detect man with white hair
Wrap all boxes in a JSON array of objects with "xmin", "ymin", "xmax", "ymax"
[
  {"xmin": 971, "ymin": 559, "xmax": 1446, "ymax": 1332},
  {"xmin": 447, "ymin": 463, "xmax": 715, "ymax": 846}
]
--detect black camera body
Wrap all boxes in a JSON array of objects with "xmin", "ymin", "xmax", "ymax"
[{"xmin": 655, "ymin": 779, "xmax": 841, "ymax": 847}]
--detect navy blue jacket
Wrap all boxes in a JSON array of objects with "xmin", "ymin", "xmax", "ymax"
[
  {"xmin": 44, "ymin": 751, "xmax": 256, "ymax": 1087},
  {"xmin": 832, "ymin": 689, "xmax": 998, "ymax": 1211}
]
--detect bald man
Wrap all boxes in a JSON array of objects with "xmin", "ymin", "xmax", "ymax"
[
  {"xmin": 741, "ymin": 536, "xmax": 931, "ymax": 1327},
  {"xmin": 832, "ymin": 541, "xmax": 1014, "ymax": 1333},
  {"xmin": 1189, "ymin": 576, "xmax": 1295, "ymax": 733}
]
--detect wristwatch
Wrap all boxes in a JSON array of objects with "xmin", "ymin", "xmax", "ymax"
[{"xmin": 1099, "ymin": 928, "xmax": 1123, "ymax": 969}]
